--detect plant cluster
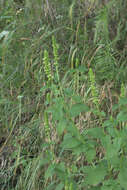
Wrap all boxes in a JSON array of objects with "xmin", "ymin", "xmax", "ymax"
[{"xmin": 0, "ymin": 0, "xmax": 127, "ymax": 189}]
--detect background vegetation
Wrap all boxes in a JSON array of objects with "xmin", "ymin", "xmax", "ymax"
[{"xmin": 0, "ymin": 0, "xmax": 127, "ymax": 189}]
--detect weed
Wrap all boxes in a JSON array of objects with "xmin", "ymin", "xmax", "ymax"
[{"xmin": 0, "ymin": 1, "xmax": 127, "ymax": 190}]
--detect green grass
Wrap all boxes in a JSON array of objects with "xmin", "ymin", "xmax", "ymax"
[{"xmin": 0, "ymin": 0, "xmax": 127, "ymax": 189}]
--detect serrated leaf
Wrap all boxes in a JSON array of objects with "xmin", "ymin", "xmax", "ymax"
[
  {"xmin": 103, "ymin": 179, "xmax": 120, "ymax": 190},
  {"xmin": 103, "ymin": 119, "xmax": 117, "ymax": 128},
  {"xmin": 69, "ymin": 103, "xmax": 89, "ymax": 117},
  {"xmin": 61, "ymin": 136, "xmax": 81, "ymax": 149},
  {"xmin": 89, "ymin": 188, "xmax": 101, "ymax": 190},
  {"xmin": 72, "ymin": 144, "xmax": 87, "ymax": 155},
  {"xmin": 86, "ymin": 127, "xmax": 105, "ymax": 139},
  {"xmin": 118, "ymin": 167, "xmax": 127, "ymax": 189},
  {"xmin": 85, "ymin": 148, "xmax": 96, "ymax": 163},
  {"xmin": 101, "ymin": 136, "xmax": 121, "ymax": 159},
  {"xmin": 39, "ymin": 159, "xmax": 49, "ymax": 167},
  {"xmin": 56, "ymin": 119, "xmax": 67, "ymax": 135},
  {"xmin": 56, "ymin": 183, "xmax": 64, "ymax": 190},
  {"xmin": 47, "ymin": 104, "xmax": 64, "ymax": 121},
  {"xmin": 64, "ymin": 88, "xmax": 74, "ymax": 96},
  {"xmin": 66, "ymin": 121, "xmax": 81, "ymax": 138},
  {"xmin": 55, "ymin": 163, "xmax": 66, "ymax": 180},
  {"xmin": 101, "ymin": 186, "xmax": 112, "ymax": 190},
  {"xmin": 85, "ymin": 164, "xmax": 107, "ymax": 186},
  {"xmin": 77, "ymin": 65, "xmax": 88, "ymax": 72},
  {"xmin": 46, "ymin": 183, "xmax": 56, "ymax": 190},
  {"xmin": 119, "ymin": 97, "xmax": 127, "ymax": 105},
  {"xmin": 106, "ymin": 142, "xmax": 120, "ymax": 159},
  {"xmin": 109, "ymin": 156, "xmax": 120, "ymax": 168},
  {"xmin": 112, "ymin": 104, "xmax": 119, "ymax": 111},
  {"xmin": 103, "ymin": 120, "xmax": 112, "ymax": 127},
  {"xmin": 72, "ymin": 95, "xmax": 83, "ymax": 103},
  {"xmin": 45, "ymin": 164, "xmax": 55, "ymax": 179},
  {"xmin": 106, "ymin": 127, "xmax": 117, "ymax": 138},
  {"xmin": 117, "ymin": 111, "xmax": 127, "ymax": 122}
]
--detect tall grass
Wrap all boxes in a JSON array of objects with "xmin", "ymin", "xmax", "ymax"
[{"xmin": 0, "ymin": 0, "xmax": 127, "ymax": 189}]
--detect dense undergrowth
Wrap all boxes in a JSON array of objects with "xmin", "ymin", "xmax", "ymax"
[{"xmin": 0, "ymin": 0, "xmax": 127, "ymax": 189}]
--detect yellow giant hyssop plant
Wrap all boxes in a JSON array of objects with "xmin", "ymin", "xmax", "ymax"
[{"xmin": 0, "ymin": 0, "xmax": 127, "ymax": 190}]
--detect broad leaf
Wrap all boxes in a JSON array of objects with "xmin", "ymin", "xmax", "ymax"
[
  {"xmin": 85, "ymin": 148, "xmax": 96, "ymax": 163},
  {"xmin": 66, "ymin": 121, "xmax": 82, "ymax": 140},
  {"xmin": 69, "ymin": 103, "xmax": 89, "ymax": 117},
  {"xmin": 85, "ymin": 164, "xmax": 107, "ymax": 186},
  {"xmin": 61, "ymin": 136, "xmax": 81, "ymax": 149},
  {"xmin": 56, "ymin": 183, "xmax": 64, "ymax": 190},
  {"xmin": 56, "ymin": 119, "xmax": 67, "ymax": 135},
  {"xmin": 86, "ymin": 127, "xmax": 105, "ymax": 139},
  {"xmin": 101, "ymin": 186, "xmax": 112, "ymax": 190},
  {"xmin": 118, "ymin": 167, "xmax": 127, "ymax": 189},
  {"xmin": 45, "ymin": 164, "xmax": 55, "ymax": 179},
  {"xmin": 101, "ymin": 136, "xmax": 121, "ymax": 159},
  {"xmin": 117, "ymin": 111, "xmax": 127, "ymax": 122},
  {"xmin": 119, "ymin": 97, "xmax": 127, "ymax": 105}
]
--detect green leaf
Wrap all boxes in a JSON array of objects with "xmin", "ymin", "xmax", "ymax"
[
  {"xmin": 0, "ymin": 98, "xmax": 13, "ymax": 104},
  {"xmin": 103, "ymin": 179, "xmax": 121, "ymax": 190},
  {"xmin": 103, "ymin": 120, "xmax": 112, "ymax": 127},
  {"xmin": 112, "ymin": 104, "xmax": 119, "ymax": 111},
  {"xmin": 56, "ymin": 119, "xmax": 67, "ymax": 135},
  {"xmin": 64, "ymin": 88, "xmax": 74, "ymax": 97},
  {"xmin": 118, "ymin": 167, "xmax": 127, "ymax": 189},
  {"xmin": 85, "ymin": 148, "xmax": 96, "ymax": 163},
  {"xmin": 66, "ymin": 121, "xmax": 81, "ymax": 139},
  {"xmin": 119, "ymin": 97, "xmax": 127, "ymax": 105},
  {"xmin": 69, "ymin": 103, "xmax": 89, "ymax": 117},
  {"xmin": 106, "ymin": 127, "xmax": 117, "ymax": 138},
  {"xmin": 103, "ymin": 118, "xmax": 117, "ymax": 128},
  {"xmin": 109, "ymin": 156, "xmax": 121, "ymax": 168},
  {"xmin": 55, "ymin": 162, "xmax": 66, "ymax": 179},
  {"xmin": 85, "ymin": 149, "xmax": 96, "ymax": 162},
  {"xmin": 117, "ymin": 111, "xmax": 127, "ymax": 122},
  {"xmin": 101, "ymin": 186, "xmax": 112, "ymax": 190},
  {"xmin": 47, "ymin": 104, "xmax": 64, "ymax": 121},
  {"xmin": 45, "ymin": 164, "xmax": 55, "ymax": 179},
  {"xmin": 86, "ymin": 127, "xmax": 105, "ymax": 139},
  {"xmin": 72, "ymin": 95, "xmax": 83, "ymax": 103},
  {"xmin": 39, "ymin": 159, "xmax": 50, "ymax": 167},
  {"xmin": 72, "ymin": 144, "xmax": 87, "ymax": 155},
  {"xmin": 77, "ymin": 65, "xmax": 88, "ymax": 72},
  {"xmin": 88, "ymin": 188, "xmax": 101, "ymax": 190},
  {"xmin": 85, "ymin": 164, "xmax": 107, "ymax": 186},
  {"xmin": 46, "ymin": 182, "xmax": 56, "ymax": 190},
  {"xmin": 56, "ymin": 183, "xmax": 64, "ymax": 190},
  {"xmin": 61, "ymin": 135, "xmax": 81, "ymax": 149},
  {"xmin": 101, "ymin": 136, "xmax": 121, "ymax": 159}
]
